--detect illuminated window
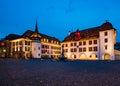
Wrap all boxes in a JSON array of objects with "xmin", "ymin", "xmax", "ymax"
[
  {"xmin": 79, "ymin": 42, "xmax": 82, "ymax": 46},
  {"xmin": 83, "ymin": 47, "xmax": 86, "ymax": 52},
  {"xmin": 94, "ymin": 46, "xmax": 98, "ymax": 51},
  {"xmin": 104, "ymin": 38, "xmax": 108, "ymax": 43},
  {"xmin": 89, "ymin": 40, "xmax": 92, "ymax": 45},
  {"xmin": 79, "ymin": 48, "xmax": 82, "ymax": 52},
  {"xmin": 105, "ymin": 45, "xmax": 107, "ymax": 50},
  {"xmin": 83, "ymin": 41, "xmax": 86, "ymax": 45},
  {"xmin": 104, "ymin": 32, "xmax": 108, "ymax": 36},
  {"xmin": 94, "ymin": 40, "xmax": 97, "ymax": 44},
  {"xmin": 47, "ymin": 39, "xmax": 48, "ymax": 42},
  {"xmin": 89, "ymin": 47, "xmax": 92, "ymax": 51},
  {"xmin": 41, "ymin": 39, "xmax": 43, "ymax": 42}
]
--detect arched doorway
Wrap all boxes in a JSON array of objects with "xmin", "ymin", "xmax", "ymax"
[
  {"xmin": 79, "ymin": 54, "xmax": 87, "ymax": 60},
  {"xmin": 89, "ymin": 54, "xmax": 98, "ymax": 60},
  {"xmin": 102, "ymin": 53, "xmax": 111, "ymax": 60},
  {"xmin": 71, "ymin": 54, "xmax": 76, "ymax": 60}
]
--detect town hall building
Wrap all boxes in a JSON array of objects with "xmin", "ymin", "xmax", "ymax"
[{"xmin": 61, "ymin": 21, "xmax": 117, "ymax": 60}]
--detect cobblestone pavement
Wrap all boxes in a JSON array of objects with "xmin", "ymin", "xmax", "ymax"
[{"xmin": 0, "ymin": 59, "xmax": 120, "ymax": 86}]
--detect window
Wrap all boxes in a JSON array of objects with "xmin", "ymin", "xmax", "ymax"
[
  {"xmin": 13, "ymin": 48, "xmax": 15, "ymax": 51},
  {"xmin": 19, "ymin": 41, "xmax": 22, "ymax": 45},
  {"xmin": 16, "ymin": 42, "xmax": 18, "ymax": 46},
  {"xmin": 105, "ymin": 38, "xmax": 108, "ymax": 43},
  {"xmin": 13, "ymin": 42, "xmax": 15, "ymax": 46},
  {"xmin": 79, "ymin": 42, "xmax": 82, "ymax": 46},
  {"xmin": 16, "ymin": 47, "xmax": 18, "ymax": 51},
  {"xmin": 65, "ymin": 49, "xmax": 68, "ymax": 52},
  {"xmin": 62, "ymin": 44, "xmax": 64, "ymax": 47},
  {"xmin": 28, "ymin": 41, "xmax": 30, "ymax": 45},
  {"xmin": 79, "ymin": 48, "xmax": 82, "ymax": 52},
  {"xmin": 104, "ymin": 32, "xmax": 108, "ymax": 36},
  {"xmin": 25, "ymin": 41, "xmax": 27, "ymax": 45},
  {"xmin": 28, "ymin": 47, "xmax": 30, "ymax": 51},
  {"xmin": 66, "ymin": 44, "xmax": 68, "ymax": 47},
  {"xmin": 38, "ymin": 53, "xmax": 40, "ymax": 56},
  {"xmin": 42, "ymin": 45, "xmax": 44, "ymax": 48},
  {"xmin": 74, "ymin": 43, "xmax": 76, "ymax": 46},
  {"xmin": 105, "ymin": 45, "xmax": 107, "ymax": 50},
  {"xmin": 83, "ymin": 41, "xmax": 86, "ymax": 45},
  {"xmin": 25, "ymin": 47, "xmax": 27, "ymax": 51},
  {"xmin": 94, "ymin": 40, "xmax": 97, "ymax": 44},
  {"xmin": 38, "ymin": 47, "xmax": 40, "ymax": 50},
  {"xmin": 94, "ymin": 47, "xmax": 98, "ymax": 51},
  {"xmin": 71, "ymin": 43, "xmax": 73, "ymax": 46},
  {"xmin": 20, "ymin": 47, "xmax": 22, "ymax": 51},
  {"xmin": 71, "ymin": 48, "xmax": 73, "ymax": 52},
  {"xmin": 74, "ymin": 48, "xmax": 77, "ymax": 52},
  {"xmin": 89, "ymin": 40, "xmax": 92, "ymax": 45},
  {"xmin": 83, "ymin": 47, "xmax": 86, "ymax": 52},
  {"xmin": 89, "ymin": 47, "xmax": 92, "ymax": 51}
]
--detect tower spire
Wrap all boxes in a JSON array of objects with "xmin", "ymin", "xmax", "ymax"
[{"xmin": 35, "ymin": 20, "xmax": 39, "ymax": 33}]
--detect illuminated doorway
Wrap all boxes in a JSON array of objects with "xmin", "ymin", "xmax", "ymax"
[
  {"xmin": 71, "ymin": 54, "xmax": 76, "ymax": 60},
  {"xmin": 102, "ymin": 53, "xmax": 111, "ymax": 60},
  {"xmin": 89, "ymin": 54, "xmax": 98, "ymax": 60},
  {"xmin": 79, "ymin": 54, "xmax": 87, "ymax": 60}
]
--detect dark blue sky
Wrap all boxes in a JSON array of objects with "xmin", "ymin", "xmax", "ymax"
[{"xmin": 0, "ymin": 0, "xmax": 120, "ymax": 41}]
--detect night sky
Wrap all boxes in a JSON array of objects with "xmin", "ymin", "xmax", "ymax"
[{"xmin": 0, "ymin": 0, "xmax": 120, "ymax": 41}]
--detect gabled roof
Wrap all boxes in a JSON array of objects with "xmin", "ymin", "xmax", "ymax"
[{"xmin": 63, "ymin": 22, "xmax": 115, "ymax": 42}]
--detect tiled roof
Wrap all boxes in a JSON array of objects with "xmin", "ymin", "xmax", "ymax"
[{"xmin": 63, "ymin": 22, "xmax": 115, "ymax": 42}]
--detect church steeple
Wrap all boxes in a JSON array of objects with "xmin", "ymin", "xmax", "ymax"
[{"xmin": 35, "ymin": 20, "xmax": 39, "ymax": 33}]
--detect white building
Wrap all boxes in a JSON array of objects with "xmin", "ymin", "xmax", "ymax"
[
  {"xmin": 9, "ymin": 21, "xmax": 61, "ymax": 59},
  {"xmin": 61, "ymin": 21, "xmax": 117, "ymax": 60}
]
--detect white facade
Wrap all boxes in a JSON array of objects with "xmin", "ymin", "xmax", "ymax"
[
  {"xmin": 32, "ymin": 40, "xmax": 41, "ymax": 58},
  {"xmin": 10, "ymin": 38, "xmax": 32, "ymax": 59},
  {"xmin": 62, "ymin": 22, "xmax": 116, "ymax": 60}
]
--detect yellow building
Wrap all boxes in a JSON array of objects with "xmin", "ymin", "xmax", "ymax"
[{"xmin": 4, "ymin": 21, "xmax": 61, "ymax": 59}]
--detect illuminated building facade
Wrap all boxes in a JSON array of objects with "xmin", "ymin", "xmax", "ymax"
[
  {"xmin": 61, "ymin": 21, "xmax": 117, "ymax": 60},
  {"xmin": 0, "ymin": 21, "xmax": 61, "ymax": 59}
]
